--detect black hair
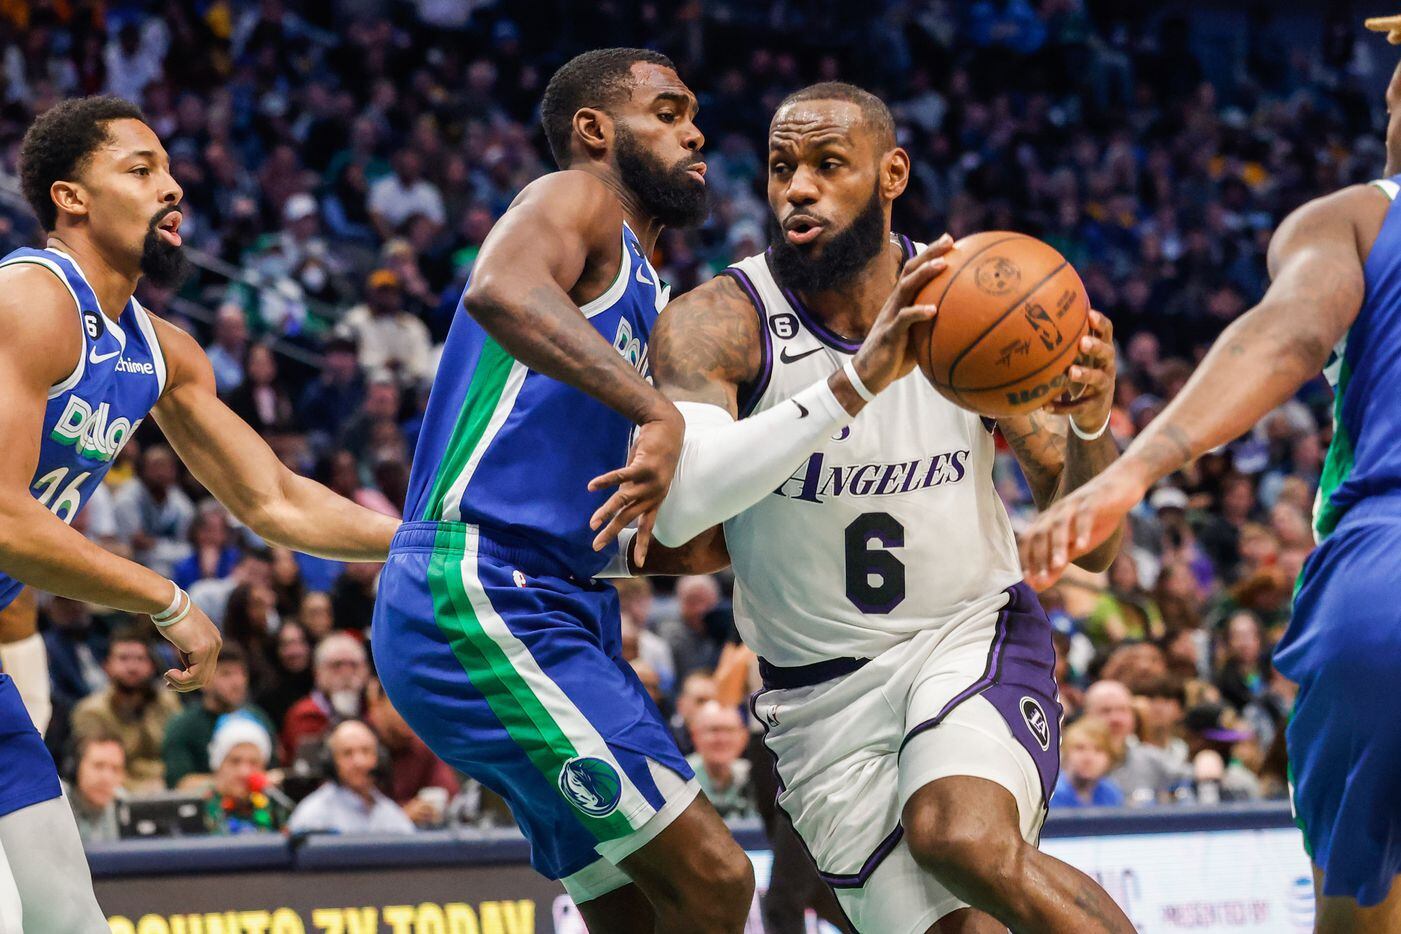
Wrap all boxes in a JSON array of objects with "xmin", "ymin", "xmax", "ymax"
[
  {"xmin": 540, "ymin": 48, "xmax": 676, "ymax": 168},
  {"xmin": 776, "ymin": 81, "xmax": 897, "ymax": 152},
  {"xmin": 107, "ymin": 623, "xmax": 151, "ymax": 654},
  {"xmin": 19, "ymin": 96, "xmax": 148, "ymax": 231}
]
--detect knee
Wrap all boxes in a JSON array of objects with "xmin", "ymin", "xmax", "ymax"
[
  {"xmin": 905, "ymin": 813, "xmax": 1022, "ymax": 891},
  {"xmin": 677, "ymin": 840, "xmax": 755, "ymax": 925}
]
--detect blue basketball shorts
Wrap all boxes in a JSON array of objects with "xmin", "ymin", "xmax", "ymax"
[
  {"xmin": 371, "ymin": 522, "xmax": 698, "ymax": 895},
  {"xmin": 1276, "ymin": 497, "xmax": 1401, "ymax": 907},
  {"xmin": 0, "ymin": 674, "xmax": 61, "ymax": 818}
]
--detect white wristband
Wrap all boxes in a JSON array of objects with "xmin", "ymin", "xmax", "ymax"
[
  {"xmin": 1069, "ymin": 410, "xmax": 1112, "ymax": 441},
  {"xmin": 842, "ymin": 360, "xmax": 876, "ymax": 403},
  {"xmin": 596, "ymin": 528, "xmax": 637, "ymax": 579},
  {"xmin": 151, "ymin": 583, "xmax": 191, "ymax": 629}
]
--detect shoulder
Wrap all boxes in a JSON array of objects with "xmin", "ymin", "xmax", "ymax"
[
  {"xmin": 510, "ymin": 171, "xmax": 623, "ymax": 227},
  {"xmin": 0, "ymin": 261, "xmax": 82, "ymax": 378},
  {"xmin": 1273, "ymin": 184, "xmax": 1388, "ymax": 253},
  {"xmin": 654, "ymin": 274, "xmax": 761, "ymax": 355}
]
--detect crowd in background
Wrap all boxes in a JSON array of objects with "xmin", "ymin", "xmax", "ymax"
[{"xmin": 0, "ymin": 0, "xmax": 1392, "ymax": 836}]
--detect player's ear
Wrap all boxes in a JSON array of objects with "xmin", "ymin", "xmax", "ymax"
[
  {"xmin": 572, "ymin": 107, "xmax": 612, "ymax": 161},
  {"xmin": 50, "ymin": 180, "xmax": 89, "ymax": 220},
  {"xmin": 880, "ymin": 148, "xmax": 910, "ymax": 201}
]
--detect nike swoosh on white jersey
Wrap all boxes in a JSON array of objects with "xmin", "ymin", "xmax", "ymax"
[{"xmin": 89, "ymin": 347, "xmax": 120, "ymax": 365}]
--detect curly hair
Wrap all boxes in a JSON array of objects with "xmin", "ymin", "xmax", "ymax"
[
  {"xmin": 540, "ymin": 48, "xmax": 675, "ymax": 168},
  {"xmin": 18, "ymin": 96, "xmax": 147, "ymax": 231}
]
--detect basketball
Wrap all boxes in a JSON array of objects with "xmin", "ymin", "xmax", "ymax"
[{"xmin": 911, "ymin": 231, "xmax": 1091, "ymax": 417}]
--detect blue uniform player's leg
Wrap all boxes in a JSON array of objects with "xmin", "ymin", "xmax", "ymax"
[
  {"xmin": 1277, "ymin": 514, "xmax": 1401, "ymax": 929},
  {"xmin": 0, "ymin": 675, "xmax": 107, "ymax": 933},
  {"xmin": 373, "ymin": 523, "xmax": 752, "ymax": 931}
]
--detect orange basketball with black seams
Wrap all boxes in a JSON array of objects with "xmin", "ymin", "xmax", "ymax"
[{"xmin": 911, "ymin": 231, "xmax": 1090, "ymax": 417}]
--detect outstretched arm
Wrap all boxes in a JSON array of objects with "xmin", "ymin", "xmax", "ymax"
[
  {"xmin": 999, "ymin": 310, "xmax": 1123, "ymax": 571},
  {"xmin": 1020, "ymin": 185, "xmax": 1376, "ymax": 586},
  {"xmin": 152, "ymin": 318, "xmax": 400, "ymax": 561},
  {"xmin": 465, "ymin": 171, "xmax": 683, "ymax": 558}
]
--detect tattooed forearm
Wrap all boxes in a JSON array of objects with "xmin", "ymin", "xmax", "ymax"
[
  {"xmin": 999, "ymin": 411, "xmax": 1069, "ymax": 510},
  {"xmin": 652, "ymin": 276, "xmax": 763, "ymax": 414},
  {"xmin": 1064, "ymin": 424, "xmax": 1124, "ymax": 570}
]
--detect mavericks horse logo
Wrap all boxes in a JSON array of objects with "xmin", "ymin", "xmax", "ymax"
[{"xmin": 559, "ymin": 757, "xmax": 623, "ymax": 818}]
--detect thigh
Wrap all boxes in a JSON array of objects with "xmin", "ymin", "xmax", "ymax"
[
  {"xmin": 373, "ymin": 541, "xmax": 696, "ymax": 882},
  {"xmin": 0, "ymin": 833, "xmax": 19, "ymax": 934},
  {"xmin": 0, "ymin": 796, "xmax": 107, "ymax": 933}
]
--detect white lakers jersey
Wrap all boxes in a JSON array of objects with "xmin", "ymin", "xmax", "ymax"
[{"xmin": 721, "ymin": 239, "xmax": 1022, "ymax": 666}]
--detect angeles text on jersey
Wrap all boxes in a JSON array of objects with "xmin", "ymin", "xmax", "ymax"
[{"xmin": 777, "ymin": 447, "xmax": 971, "ymax": 504}]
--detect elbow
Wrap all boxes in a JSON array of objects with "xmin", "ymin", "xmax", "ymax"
[{"xmin": 461, "ymin": 276, "xmax": 511, "ymax": 326}]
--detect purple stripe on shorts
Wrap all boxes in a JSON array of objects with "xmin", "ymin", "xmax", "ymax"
[
  {"xmin": 819, "ymin": 825, "xmax": 906, "ymax": 889},
  {"xmin": 720, "ymin": 267, "xmax": 773, "ymax": 417},
  {"xmin": 898, "ymin": 582, "xmax": 1063, "ymax": 805}
]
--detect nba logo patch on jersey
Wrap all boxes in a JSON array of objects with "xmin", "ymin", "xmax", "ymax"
[
  {"xmin": 558, "ymin": 757, "xmax": 622, "ymax": 818},
  {"xmin": 1020, "ymin": 697, "xmax": 1051, "ymax": 751}
]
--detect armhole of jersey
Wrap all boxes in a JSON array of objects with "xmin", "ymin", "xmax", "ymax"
[
  {"xmin": 129, "ymin": 298, "xmax": 168, "ymax": 398},
  {"xmin": 0, "ymin": 256, "xmax": 87, "ymax": 399},
  {"xmin": 579, "ymin": 228, "xmax": 633, "ymax": 319},
  {"xmin": 720, "ymin": 267, "xmax": 773, "ymax": 418},
  {"xmin": 1371, "ymin": 179, "xmax": 1400, "ymax": 201}
]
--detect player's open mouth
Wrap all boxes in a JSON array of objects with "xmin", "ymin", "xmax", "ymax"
[
  {"xmin": 156, "ymin": 211, "xmax": 183, "ymax": 247},
  {"xmin": 784, "ymin": 216, "xmax": 825, "ymax": 245}
]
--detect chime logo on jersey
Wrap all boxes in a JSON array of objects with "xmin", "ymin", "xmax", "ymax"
[
  {"xmin": 776, "ymin": 448, "xmax": 971, "ymax": 504},
  {"xmin": 49, "ymin": 396, "xmax": 138, "ymax": 462},
  {"xmin": 558, "ymin": 756, "xmax": 623, "ymax": 818}
]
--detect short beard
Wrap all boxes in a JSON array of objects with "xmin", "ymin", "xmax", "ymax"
[
  {"xmin": 614, "ymin": 125, "xmax": 709, "ymax": 229},
  {"xmin": 768, "ymin": 186, "xmax": 887, "ymax": 293},
  {"xmin": 140, "ymin": 206, "xmax": 192, "ymax": 289}
]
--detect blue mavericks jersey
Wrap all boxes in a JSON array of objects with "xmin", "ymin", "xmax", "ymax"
[
  {"xmin": 0, "ymin": 247, "xmax": 166, "ymax": 610},
  {"xmin": 404, "ymin": 223, "xmax": 667, "ymax": 577}
]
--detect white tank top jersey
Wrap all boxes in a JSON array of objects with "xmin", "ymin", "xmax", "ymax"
[{"xmin": 720, "ymin": 236, "xmax": 1023, "ymax": 667}]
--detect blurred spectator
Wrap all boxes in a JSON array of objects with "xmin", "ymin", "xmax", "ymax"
[
  {"xmin": 1083, "ymin": 554, "xmax": 1162, "ymax": 648},
  {"xmin": 226, "ymin": 343, "xmax": 299, "ymax": 436},
  {"xmin": 337, "ymin": 270, "xmax": 434, "ymax": 388},
  {"xmin": 205, "ymin": 304, "xmax": 250, "ymax": 394},
  {"xmin": 270, "ymin": 548, "xmax": 308, "ymax": 619},
  {"xmin": 297, "ymin": 336, "xmax": 365, "ymax": 445},
  {"xmin": 70, "ymin": 626, "xmax": 181, "ymax": 793},
  {"xmin": 686, "ymin": 701, "xmax": 757, "ymax": 821},
  {"xmin": 222, "ymin": 582, "xmax": 280, "ymax": 690},
  {"xmin": 204, "ymin": 715, "xmax": 285, "ymax": 834},
  {"xmin": 620, "ymin": 607, "xmax": 676, "ymax": 696},
  {"xmin": 1181, "ymin": 704, "xmax": 1261, "ymax": 803},
  {"xmin": 1050, "ymin": 718, "xmax": 1124, "ymax": 809},
  {"xmin": 41, "ymin": 595, "xmax": 107, "ymax": 711},
  {"xmin": 669, "ymin": 671, "xmax": 717, "ymax": 757},
  {"xmin": 190, "ymin": 550, "xmax": 273, "ymax": 627},
  {"xmin": 364, "ymin": 678, "xmax": 458, "ymax": 826},
  {"xmin": 368, "ymin": 150, "xmax": 445, "ymax": 239},
  {"xmin": 66, "ymin": 732, "xmax": 126, "ymax": 844},
  {"xmin": 257, "ymin": 621, "xmax": 316, "ymax": 729},
  {"xmin": 331, "ymin": 561, "xmax": 382, "ymax": 632},
  {"xmin": 170, "ymin": 505, "xmax": 242, "ymax": 591},
  {"xmin": 282, "ymin": 633, "xmax": 369, "ymax": 764},
  {"xmin": 288, "ymin": 720, "xmax": 415, "ymax": 835},
  {"xmin": 163, "ymin": 644, "xmax": 278, "ymax": 789},
  {"xmin": 1083, "ymin": 679, "xmax": 1184, "ymax": 806},
  {"xmin": 297, "ymin": 591, "xmax": 337, "ymax": 641},
  {"xmin": 1214, "ymin": 610, "xmax": 1270, "ymax": 714},
  {"xmin": 657, "ymin": 576, "xmax": 725, "ymax": 680},
  {"xmin": 112, "ymin": 445, "xmax": 195, "ymax": 578},
  {"xmin": 1135, "ymin": 677, "xmax": 1189, "ymax": 769}
]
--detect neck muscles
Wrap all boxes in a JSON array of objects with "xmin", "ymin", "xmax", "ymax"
[{"xmin": 796, "ymin": 242, "xmax": 901, "ymax": 342}]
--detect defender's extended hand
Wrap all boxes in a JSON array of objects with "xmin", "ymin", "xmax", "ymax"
[
  {"xmin": 587, "ymin": 407, "xmax": 685, "ymax": 564},
  {"xmin": 1020, "ymin": 464, "xmax": 1144, "ymax": 590}
]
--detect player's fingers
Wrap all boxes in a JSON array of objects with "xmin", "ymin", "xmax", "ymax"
[
  {"xmin": 892, "ymin": 256, "xmax": 948, "ymax": 306},
  {"xmin": 1088, "ymin": 309, "xmax": 1113, "ymax": 341},
  {"xmin": 587, "ymin": 466, "xmax": 634, "ymax": 494},
  {"xmin": 1049, "ymin": 512, "xmax": 1072, "ymax": 576},
  {"xmin": 164, "ymin": 665, "xmax": 201, "ymax": 693},
  {"xmin": 894, "ymin": 304, "xmax": 939, "ymax": 330},
  {"xmin": 589, "ymin": 489, "xmax": 633, "ymax": 532},
  {"xmin": 1023, "ymin": 523, "xmax": 1050, "ymax": 585},
  {"xmin": 634, "ymin": 510, "xmax": 656, "ymax": 567},
  {"xmin": 1077, "ymin": 335, "xmax": 1113, "ymax": 367},
  {"xmin": 1067, "ymin": 364, "xmax": 1111, "ymax": 393},
  {"xmin": 1073, "ymin": 502, "xmax": 1096, "ymax": 551}
]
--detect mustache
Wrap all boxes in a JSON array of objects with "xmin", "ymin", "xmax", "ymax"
[{"xmin": 148, "ymin": 204, "xmax": 180, "ymax": 230}]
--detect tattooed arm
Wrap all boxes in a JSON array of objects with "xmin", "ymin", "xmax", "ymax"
[
  {"xmin": 1000, "ymin": 310, "xmax": 1123, "ymax": 570},
  {"xmin": 1020, "ymin": 185, "xmax": 1378, "ymax": 587},
  {"xmin": 463, "ymin": 171, "xmax": 683, "ymax": 556}
]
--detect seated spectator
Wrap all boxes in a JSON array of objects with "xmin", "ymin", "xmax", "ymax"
[
  {"xmin": 368, "ymin": 150, "xmax": 445, "ymax": 240},
  {"xmin": 70, "ymin": 626, "xmax": 181, "ymax": 793},
  {"xmin": 111, "ymin": 445, "xmax": 195, "ymax": 578},
  {"xmin": 222, "ymin": 581, "xmax": 281, "ymax": 690},
  {"xmin": 1181, "ymin": 703, "xmax": 1261, "ymax": 803},
  {"xmin": 298, "ymin": 336, "xmax": 366, "ymax": 448},
  {"xmin": 1083, "ymin": 554, "xmax": 1163, "ymax": 648},
  {"xmin": 363, "ymin": 679, "xmax": 458, "ymax": 826},
  {"xmin": 1136, "ymin": 676, "xmax": 1189, "ymax": 769},
  {"xmin": 288, "ymin": 720, "xmax": 416, "ymax": 835},
  {"xmin": 163, "ymin": 644, "xmax": 278, "ymax": 789},
  {"xmin": 257, "ymin": 621, "xmax": 316, "ymax": 729},
  {"xmin": 41, "ymin": 595, "xmax": 107, "ymax": 712},
  {"xmin": 686, "ymin": 701, "xmax": 757, "ymax": 821},
  {"xmin": 66, "ymin": 732, "xmax": 126, "ymax": 844},
  {"xmin": 189, "ymin": 549, "xmax": 273, "ymax": 627},
  {"xmin": 1050, "ymin": 718, "xmax": 1125, "ymax": 809},
  {"xmin": 270, "ymin": 547, "xmax": 308, "ymax": 619},
  {"xmin": 170, "ymin": 505, "xmax": 242, "ymax": 591},
  {"xmin": 226, "ymin": 342, "xmax": 299, "ymax": 436},
  {"xmin": 657, "ymin": 576, "xmax": 725, "ymax": 680},
  {"xmin": 205, "ymin": 303, "xmax": 249, "ymax": 394},
  {"xmin": 204, "ymin": 715, "xmax": 286, "ymax": 834},
  {"xmin": 337, "ymin": 269, "xmax": 434, "ymax": 388},
  {"xmin": 1214, "ymin": 610, "xmax": 1270, "ymax": 713},
  {"xmin": 297, "ymin": 590, "xmax": 336, "ymax": 641},
  {"xmin": 620, "ymin": 609, "xmax": 676, "ymax": 697},
  {"xmin": 669, "ymin": 671, "xmax": 717, "ymax": 757},
  {"xmin": 282, "ymin": 633, "xmax": 369, "ymax": 764},
  {"xmin": 331, "ymin": 561, "xmax": 382, "ymax": 633},
  {"xmin": 1084, "ymin": 679, "xmax": 1185, "ymax": 806}
]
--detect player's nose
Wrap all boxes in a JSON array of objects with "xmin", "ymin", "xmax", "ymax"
[
  {"xmin": 683, "ymin": 121, "xmax": 703, "ymax": 153},
  {"xmin": 786, "ymin": 165, "xmax": 819, "ymax": 204}
]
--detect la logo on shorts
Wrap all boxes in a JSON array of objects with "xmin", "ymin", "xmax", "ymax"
[
  {"xmin": 559, "ymin": 756, "xmax": 623, "ymax": 818},
  {"xmin": 1020, "ymin": 697, "xmax": 1051, "ymax": 751}
]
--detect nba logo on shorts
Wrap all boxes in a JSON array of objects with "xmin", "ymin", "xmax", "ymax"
[
  {"xmin": 558, "ymin": 757, "xmax": 623, "ymax": 817},
  {"xmin": 1020, "ymin": 697, "xmax": 1051, "ymax": 751}
]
